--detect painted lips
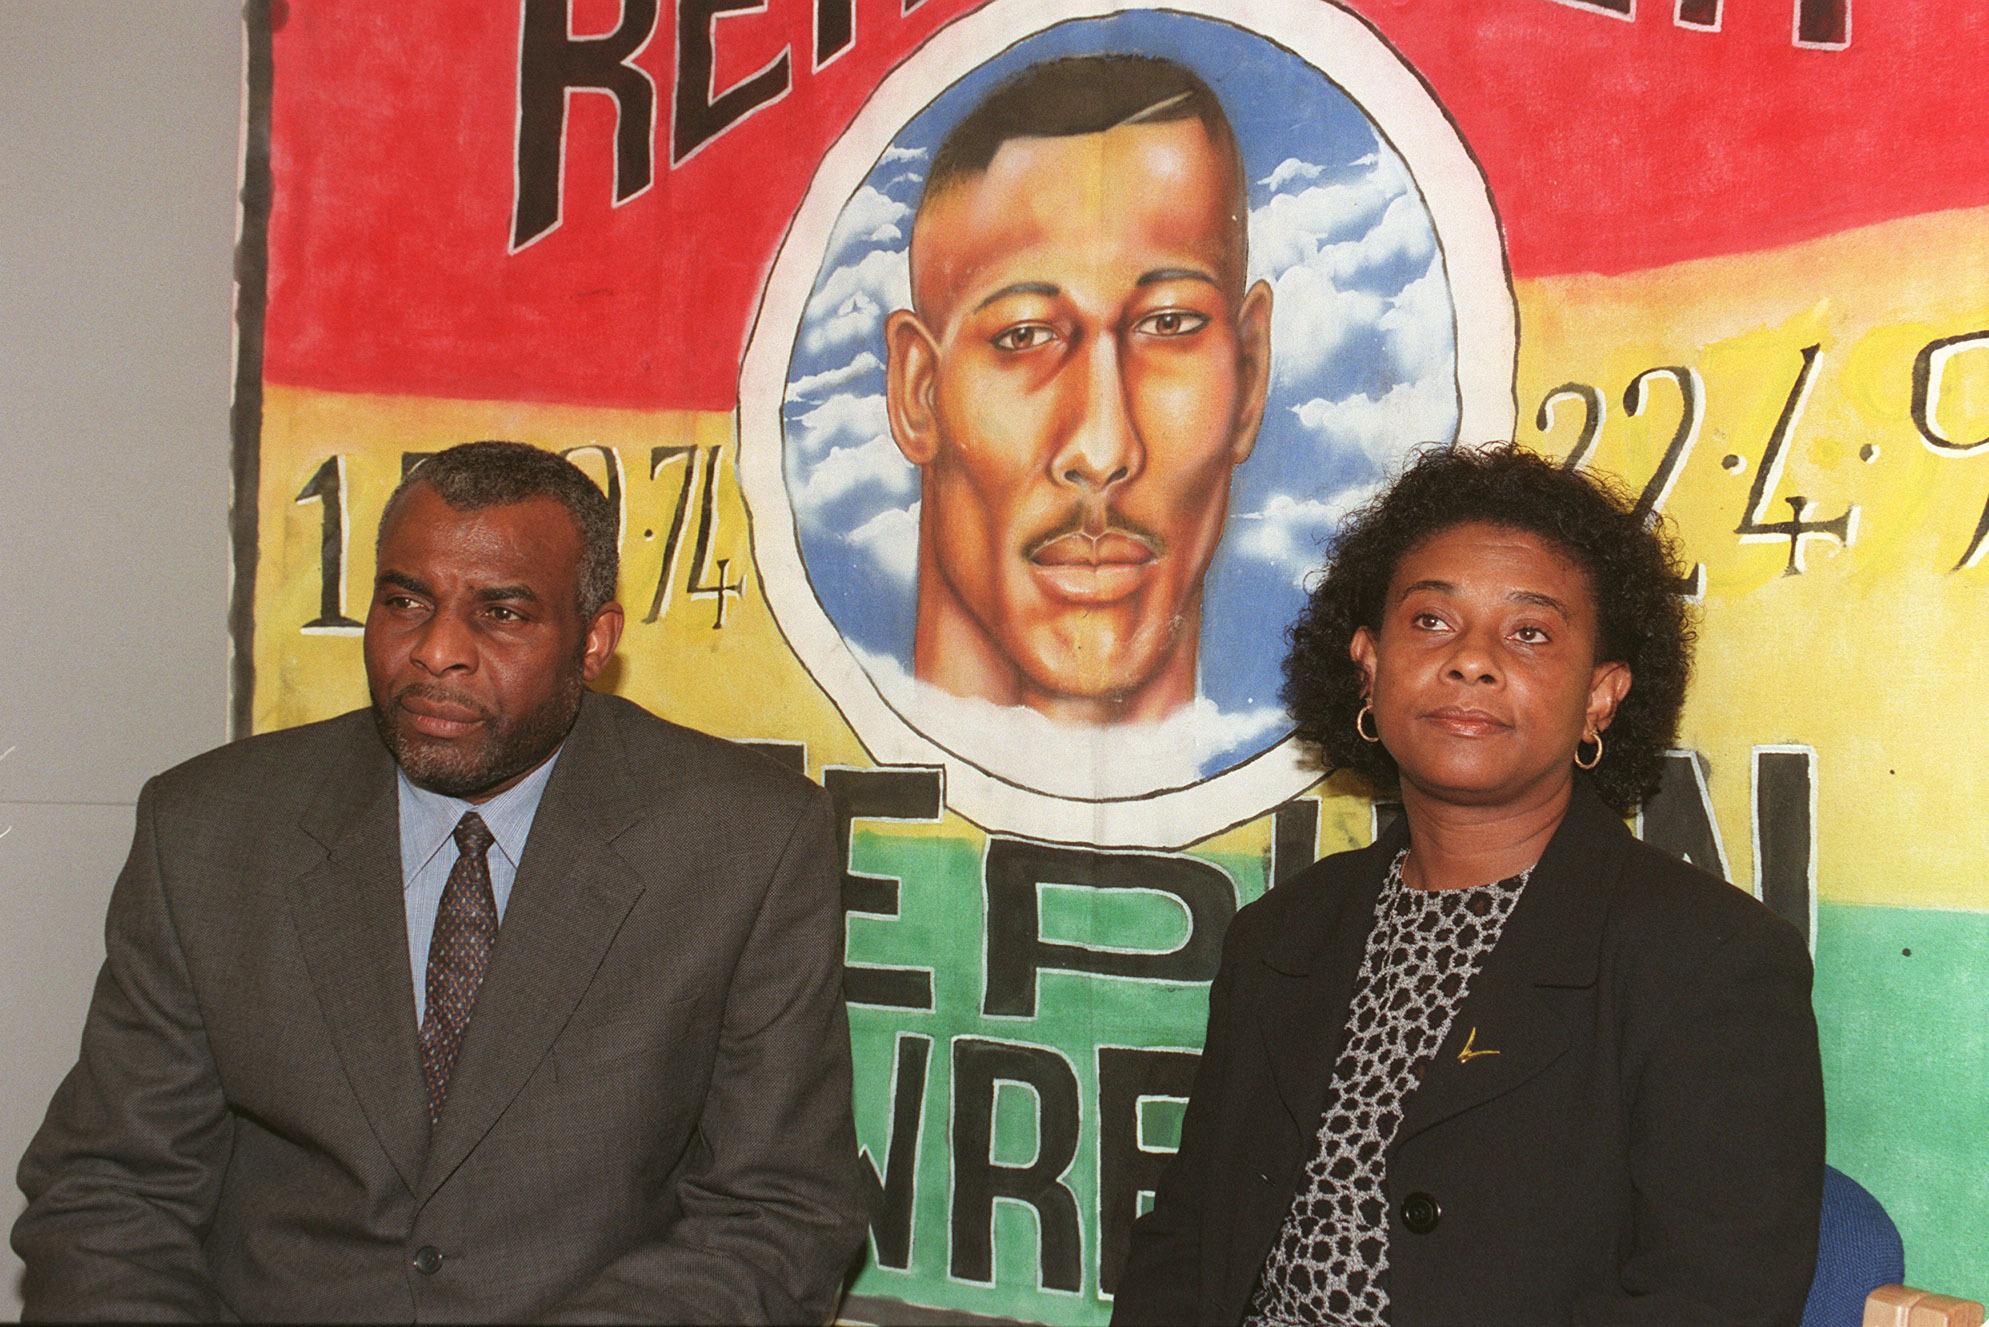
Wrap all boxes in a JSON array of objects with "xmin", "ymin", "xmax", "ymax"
[{"xmin": 1027, "ymin": 531, "xmax": 1158, "ymax": 603}]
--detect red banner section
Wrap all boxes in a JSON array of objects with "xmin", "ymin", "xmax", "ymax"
[{"xmin": 262, "ymin": 0, "xmax": 1989, "ymax": 411}]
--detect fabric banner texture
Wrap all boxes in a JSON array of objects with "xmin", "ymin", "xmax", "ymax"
[{"xmin": 234, "ymin": 1, "xmax": 1988, "ymax": 1317}]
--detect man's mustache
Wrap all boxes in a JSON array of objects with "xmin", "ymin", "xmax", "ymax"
[{"xmin": 1025, "ymin": 507, "xmax": 1166, "ymax": 565}]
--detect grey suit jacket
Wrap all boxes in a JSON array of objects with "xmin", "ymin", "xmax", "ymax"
[{"xmin": 14, "ymin": 691, "xmax": 870, "ymax": 1323}]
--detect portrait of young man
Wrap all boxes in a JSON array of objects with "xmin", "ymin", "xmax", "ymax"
[
  {"xmin": 883, "ymin": 54, "xmax": 1273, "ymax": 728},
  {"xmin": 12, "ymin": 442, "xmax": 869, "ymax": 1322}
]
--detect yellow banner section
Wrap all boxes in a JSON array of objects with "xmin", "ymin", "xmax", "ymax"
[
  {"xmin": 255, "ymin": 204, "xmax": 1989, "ymax": 911},
  {"xmin": 1517, "ymin": 204, "xmax": 1988, "ymax": 912},
  {"xmin": 252, "ymin": 390, "xmax": 864, "ymax": 763}
]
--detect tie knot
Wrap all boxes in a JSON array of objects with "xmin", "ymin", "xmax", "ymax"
[{"xmin": 452, "ymin": 812, "xmax": 495, "ymax": 858}]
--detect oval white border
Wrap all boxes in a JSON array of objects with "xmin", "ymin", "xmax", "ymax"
[{"xmin": 739, "ymin": 0, "xmax": 1516, "ymax": 848}]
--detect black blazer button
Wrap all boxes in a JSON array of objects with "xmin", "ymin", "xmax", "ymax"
[
  {"xmin": 1400, "ymin": 1192, "xmax": 1441, "ymax": 1234},
  {"xmin": 412, "ymin": 1245, "xmax": 443, "ymax": 1275}
]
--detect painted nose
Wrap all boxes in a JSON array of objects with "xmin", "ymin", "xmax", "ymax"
[{"xmin": 1047, "ymin": 329, "xmax": 1144, "ymax": 494}]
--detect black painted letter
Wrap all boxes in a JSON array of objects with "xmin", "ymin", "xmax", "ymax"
[
  {"xmin": 1639, "ymin": 750, "xmax": 1730, "ymax": 877},
  {"xmin": 1271, "ymin": 798, "xmax": 1321, "ymax": 889},
  {"xmin": 859, "ymin": 1032, "xmax": 931, "ymax": 1270},
  {"xmin": 815, "ymin": 0, "xmax": 853, "ymax": 67},
  {"xmin": 513, "ymin": 0, "xmax": 660, "ymax": 249},
  {"xmin": 1755, "ymin": 748, "xmax": 1816, "ymax": 947},
  {"xmin": 1911, "ymin": 330, "xmax": 1989, "ymax": 453},
  {"xmin": 1097, "ymin": 1047, "xmax": 1199, "ymax": 1296},
  {"xmin": 673, "ymin": 0, "xmax": 791, "ymax": 164},
  {"xmin": 950, "ymin": 1039, "xmax": 1082, "ymax": 1291},
  {"xmin": 984, "ymin": 840, "xmax": 1236, "ymax": 1017},
  {"xmin": 1796, "ymin": 0, "xmax": 1849, "ymax": 46},
  {"xmin": 827, "ymin": 767, "xmax": 942, "ymax": 1008}
]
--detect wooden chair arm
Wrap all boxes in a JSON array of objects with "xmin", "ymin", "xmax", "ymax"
[{"xmin": 1865, "ymin": 1284, "xmax": 1986, "ymax": 1327}]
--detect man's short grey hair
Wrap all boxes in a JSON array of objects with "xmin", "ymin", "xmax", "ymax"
[{"xmin": 377, "ymin": 440, "xmax": 619, "ymax": 616}]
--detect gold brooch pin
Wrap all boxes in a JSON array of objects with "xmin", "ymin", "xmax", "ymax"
[{"xmin": 1458, "ymin": 1026, "xmax": 1500, "ymax": 1063}]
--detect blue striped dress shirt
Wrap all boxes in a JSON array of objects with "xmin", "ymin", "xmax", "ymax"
[{"xmin": 397, "ymin": 748, "xmax": 562, "ymax": 1026}]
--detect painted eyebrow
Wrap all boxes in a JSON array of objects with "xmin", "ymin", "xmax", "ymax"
[
  {"xmin": 1136, "ymin": 267, "xmax": 1219, "ymax": 289},
  {"xmin": 973, "ymin": 281, "xmax": 1060, "ymax": 313}
]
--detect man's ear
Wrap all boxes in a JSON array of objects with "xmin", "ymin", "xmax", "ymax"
[
  {"xmin": 1585, "ymin": 660, "xmax": 1632, "ymax": 736},
  {"xmin": 1229, "ymin": 278, "xmax": 1274, "ymax": 465},
  {"xmin": 580, "ymin": 602, "xmax": 625, "ymax": 683},
  {"xmin": 885, "ymin": 309, "xmax": 942, "ymax": 466}
]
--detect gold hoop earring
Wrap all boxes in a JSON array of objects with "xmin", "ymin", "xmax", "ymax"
[
  {"xmin": 1356, "ymin": 703, "xmax": 1380, "ymax": 744},
  {"xmin": 1575, "ymin": 731, "xmax": 1604, "ymax": 771}
]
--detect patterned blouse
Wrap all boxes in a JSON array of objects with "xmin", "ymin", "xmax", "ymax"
[{"xmin": 1245, "ymin": 850, "xmax": 1531, "ymax": 1326}]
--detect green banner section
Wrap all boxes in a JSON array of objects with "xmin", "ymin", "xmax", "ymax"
[
  {"xmin": 841, "ymin": 837, "xmax": 1989, "ymax": 1320},
  {"xmin": 844, "ymin": 828, "xmax": 1275, "ymax": 1323},
  {"xmin": 1815, "ymin": 902, "xmax": 1989, "ymax": 1304}
]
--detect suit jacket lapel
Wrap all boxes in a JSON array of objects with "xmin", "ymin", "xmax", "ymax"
[
  {"xmin": 1256, "ymin": 824, "xmax": 1403, "ymax": 1140},
  {"xmin": 1393, "ymin": 781, "xmax": 1621, "ymax": 1152},
  {"xmin": 417, "ymin": 694, "xmax": 649, "ymax": 1202},
  {"xmin": 1220, "ymin": 827, "xmax": 1400, "ymax": 1318},
  {"xmin": 285, "ymin": 717, "xmax": 431, "ymax": 1194}
]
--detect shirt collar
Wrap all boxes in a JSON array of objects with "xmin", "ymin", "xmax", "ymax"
[{"xmin": 397, "ymin": 745, "xmax": 564, "ymax": 888}]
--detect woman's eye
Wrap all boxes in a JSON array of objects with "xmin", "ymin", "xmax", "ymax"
[
  {"xmin": 1411, "ymin": 611, "xmax": 1447, "ymax": 630},
  {"xmin": 1512, "ymin": 625, "xmax": 1549, "ymax": 644},
  {"xmin": 991, "ymin": 323, "xmax": 1057, "ymax": 352},
  {"xmin": 1135, "ymin": 309, "xmax": 1210, "ymax": 337}
]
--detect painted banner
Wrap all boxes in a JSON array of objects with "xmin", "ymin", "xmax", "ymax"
[{"xmin": 233, "ymin": 0, "xmax": 1988, "ymax": 1317}]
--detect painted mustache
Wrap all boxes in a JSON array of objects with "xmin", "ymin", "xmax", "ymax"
[{"xmin": 1025, "ymin": 510, "xmax": 1165, "ymax": 566}]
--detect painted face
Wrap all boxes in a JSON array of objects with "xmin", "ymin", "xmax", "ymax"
[
  {"xmin": 886, "ymin": 116, "xmax": 1272, "ymax": 724},
  {"xmin": 1349, "ymin": 521, "xmax": 1630, "ymax": 808},
  {"xmin": 364, "ymin": 485, "xmax": 622, "ymax": 801}
]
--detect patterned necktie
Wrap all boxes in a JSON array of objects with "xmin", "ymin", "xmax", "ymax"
[{"xmin": 418, "ymin": 812, "xmax": 498, "ymax": 1123}]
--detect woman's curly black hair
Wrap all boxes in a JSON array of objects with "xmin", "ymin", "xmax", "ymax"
[{"xmin": 1281, "ymin": 443, "xmax": 1695, "ymax": 814}]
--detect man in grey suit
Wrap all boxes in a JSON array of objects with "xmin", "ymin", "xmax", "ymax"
[{"xmin": 14, "ymin": 441, "xmax": 869, "ymax": 1322}]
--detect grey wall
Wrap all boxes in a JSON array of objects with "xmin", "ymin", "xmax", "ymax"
[{"xmin": 0, "ymin": 3, "xmax": 243, "ymax": 1313}]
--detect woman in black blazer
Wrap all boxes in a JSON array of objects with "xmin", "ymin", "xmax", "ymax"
[{"xmin": 1114, "ymin": 446, "xmax": 1823, "ymax": 1326}]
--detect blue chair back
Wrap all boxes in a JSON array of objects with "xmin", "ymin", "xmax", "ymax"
[{"xmin": 1802, "ymin": 1165, "xmax": 1906, "ymax": 1327}]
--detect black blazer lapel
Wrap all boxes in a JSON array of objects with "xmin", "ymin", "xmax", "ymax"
[
  {"xmin": 1255, "ymin": 823, "xmax": 1404, "ymax": 1141},
  {"xmin": 416, "ymin": 694, "xmax": 649, "ymax": 1202},
  {"xmin": 1393, "ymin": 783, "xmax": 1621, "ymax": 1152},
  {"xmin": 1219, "ymin": 825, "xmax": 1400, "ymax": 1319},
  {"xmin": 286, "ymin": 720, "xmax": 431, "ymax": 1194}
]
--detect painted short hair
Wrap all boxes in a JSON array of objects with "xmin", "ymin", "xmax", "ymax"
[{"xmin": 919, "ymin": 54, "xmax": 1248, "ymax": 271}]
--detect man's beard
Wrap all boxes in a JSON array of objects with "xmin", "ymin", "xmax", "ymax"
[{"xmin": 370, "ymin": 675, "xmax": 583, "ymax": 799}]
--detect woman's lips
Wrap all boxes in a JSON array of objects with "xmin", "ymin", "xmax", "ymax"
[
  {"xmin": 1027, "ymin": 531, "xmax": 1157, "ymax": 603},
  {"xmin": 1422, "ymin": 706, "xmax": 1511, "ymax": 737}
]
